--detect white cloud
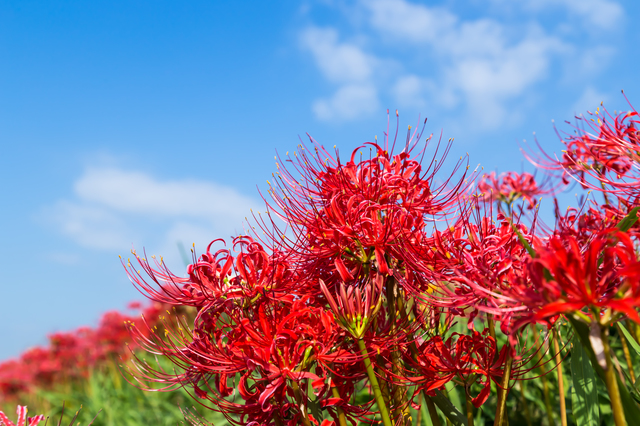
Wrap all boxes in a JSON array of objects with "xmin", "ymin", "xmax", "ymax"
[
  {"xmin": 44, "ymin": 167, "xmax": 259, "ymax": 255},
  {"xmin": 302, "ymin": 0, "xmax": 618, "ymax": 129},
  {"xmin": 362, "ymin": 0, "xmax": 457, "ymax": 43},
  {"xmin": 313, "ymin": 83, "xmax": 380, "ymax": 121},
  {"xmin": 528, "ymin": 0, "xmax": 624, "ymax": 31},
  {"xmin": 300, "ymin": 27, "xmax": 376, "ymax": 83},
  {"xmin": 75, "ymin": 168, "xmax": 254, "ymax": 219},
  {"xmin": 571, "ymin": 86, "xmax": 608, "ymax": 115},
  {"xmin": 362, "ymin": 0, "xmax": 566, "ymax": 129},
  {"xmin": 300, "ymin": 27, "xmax": 381, "ymax": 121},
  {"xmin": 392, "ymin": 75, "xmax": 429, "ymax": 108},
  {"xmin": 48, "ymin": 201, "xmax": 133, "ymax": 251}
]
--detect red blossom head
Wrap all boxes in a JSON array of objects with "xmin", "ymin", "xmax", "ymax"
[
  {"xmin": 255, "ymin": 113, "xmax": 473, "ymax": 289},
  {"xmin": 526, "ymin": 101, "xmax": 640, "ymax": 204},
  {"xmin": 478, "ymin": 171, "xmax": 551, "ymax": 211},
  {"xmin": 0, "ymin": 406, "xmax": 45, "ymax": 426},
  {"xmin": 507, "ymin": 228, "xmax": 640, "ymax": 330},
  {"xmin": 406, "ymin": 330, "xmax": 508, "ymax": 408}
]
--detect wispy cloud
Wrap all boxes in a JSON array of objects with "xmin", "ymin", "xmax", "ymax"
[
  {"xmin": 74, "ymin": 168, "xmax": 254, "ymax": 219},
  {"xmin": 300, "ymin": 26, "xmax": 376, "ymax": 83},
  {"xmin": 362, "ymin": 0, "xmax": 566, "ymax": 129},
  {"xmin": 571, "ymin": 86, "xmax": 609, "ymax": 116},
  {"xmin": 525, "ymin": 0, "xmax": 624, "ymax": 31},
  {"xmin": 300, "ymin": 26, "xmax": 381, "ymax": 121},
  {"xmin": 300, "ymin": 0, "xmax": 623, "ymax": 130},
  {"xmin": 43, "ymin": 166, "xmax": 259, "ymax": 260},
  {"xmin": 313, "ymin": 83, "xmax": 379, "ymax": 121}
]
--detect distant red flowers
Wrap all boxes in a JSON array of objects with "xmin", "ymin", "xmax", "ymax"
[
  {"xmin": 478, "ymin": 171, "xmax": 549, "ymax": 210},
  {"xmin": 0, "ymin": 303, "xmax": 165, "ymax": 401}
]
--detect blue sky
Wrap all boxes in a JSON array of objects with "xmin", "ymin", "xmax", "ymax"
[{"xmin": 1, "ymin": 0, "xmax": 639, "ymax": 359}]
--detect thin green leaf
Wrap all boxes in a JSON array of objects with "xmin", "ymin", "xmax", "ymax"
[
  {"xmin": 431, "ymin": 390, "xmax": 469, "ymax": 426},
  {"xmin": 511, "ymin": 223, "xmax": 535, "ymax": 257},
  {"xmin": 616, "ymin": 207, "xmax": 639, "ymax": 232},
  {"xmin": 618, "ymin": 324, "xmax": 640, "ymax": 357},
  {"xmin": 511, "ymin": 223, "xmax": 553, "ymax": 281},
  {"xmin": 571, "ymin": 336, "xmax": 600, "ymax": 425},
  {"xmin": 568, "ymin": 316, "xmax": 640, "ymax": 420}
]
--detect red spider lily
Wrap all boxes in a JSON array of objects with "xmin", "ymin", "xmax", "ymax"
[
  {"xmin": 319, "ymin": 274, "xmax": 384, "ymax": 339},
  {"xmin": 405, "ymin": 331, "xmax": 508, "ymax": 408},
  {"xmin": 126, "ymin": 282, "xmax": 369, "ymax": 426},
  {"xmin": 508, "ymin": 229, "xmax": 640, "ymax": 330},
  {"xmin": 124, "ymin": 237, "xmax": 302, "ymax": 312},
  {"xmin": 526, "ymin": 103, "xmax": 640, "ymax": 200},
  {"xmin": 547, "ymin": 198, "xmax": 640, "ymax": 247},
  {"xmin": 255, "ymin": 113, "xmax": 472, "ymax": 289},
  {"xmin": 0, "ymin": 406, "xmax": 44, "ymax": 426},
  {"xmin": 404, "ymin": 198, "xmax": 539, "ymax": 334},
  {"xmin": 478, "ymin": 171, "xmax": 551, "ymax": 210}
]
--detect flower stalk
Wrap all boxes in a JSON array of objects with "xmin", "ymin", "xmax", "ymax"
[
  {"xmin": 616, "ymin": 323, "xmax": 636, "ymax": 383},
  {"xmin": 494, "ymin": 349, "xmax": 512, "ymax": 426},
  {"xmin": 358, "ymin": 338, "xmax": 393, "ymax": 426},
  {"xmin": 602, "ymin": 325, "xmax": 627, "ymax": 426},
  {"xmin": 552, "ymin": 328, "xmax": 567, "ymax": 426}
]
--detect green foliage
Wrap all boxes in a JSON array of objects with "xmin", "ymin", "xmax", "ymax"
[
  {"xmin": 571, "ymin": 336, "xmax": 599, "ymax": 425},
  {"xmin": 2, "ymin": 356, "xmax": 232, "ymax": 426}
]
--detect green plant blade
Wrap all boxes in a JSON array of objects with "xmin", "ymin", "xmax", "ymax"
[
  {"xmin": 616, "ymin": 207, "xmax": 639, "ymax": 232},
  {"xmin": 568, "ymin": 316, "xmax": 640, "ymax": 420},
  {"xmin": 571, "ymin": 335, "xmax": 600, "ymax": 425},
  {"xmin": 431, "ymin": 390, "xmax": 468, "ymax": 426},
  {"xmin": 618, "ymin": 324, "xmax": 640, "ymax": 357}
]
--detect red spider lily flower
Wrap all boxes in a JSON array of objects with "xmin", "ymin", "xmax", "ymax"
[
  {"xmin": 406, "ymin": 330, "xmax": 508, "ymax": 408},
  {"xmin": 126, "ymin": 287, "xmax": 369, "ymax": 426},
  {"xmin": 319, "ymin": 274, "xmax": 384, "ymax": 339},
  {"xmin": 255, "ymin": 113, "xmax": 472, "ymax": 289},
  {"xmin": 0, "ymin": 406, "xmax": 45, "ymax": 426},
  {"xmin": 526, "ymin": 102, "xmax": 640, "ymax": 200},
  {"xmin": 478, "ymin": 171, "xmax": 551, "ymax": 210},
  {"xmin": 405, "ymin": 199, "xmax": 539, "ymax": 333},
  {"xmin": 124, "ymin": 237, "xmax": 301, "ymax": 311},
  {"xmin": 508, "ymin": 229, "xmax": 640, "ymax": 330}
]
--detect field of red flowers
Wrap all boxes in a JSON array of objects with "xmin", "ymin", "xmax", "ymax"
[{"xmin": 2, "ymin": 101, "xmax": 640, "ymax": 426}]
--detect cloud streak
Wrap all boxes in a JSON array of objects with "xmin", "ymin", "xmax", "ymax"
[
  {"xmin": 44, "ymin": 166, "xmax": 259, "ymax": 258},
  {"xmin": 300, "ymin": 0, "xmax": 623, "ymax": 130}
]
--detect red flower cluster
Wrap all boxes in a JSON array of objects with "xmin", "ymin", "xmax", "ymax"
[
  {"xmin": 406, "ymin": 330, "xmax": 508, "ymax": 408},
  {"xmin": 122, "ymin": 114, "xmax": 571, "ymax": 426},
  {"xmin": 2, "ymin": 105, "xmax": 629, "ymax": 425},
  {"xmin": 477, "ymin": 171, "xmax": 550, "ymax": 210},
  {"xmin": 0, "ymin": 406, "xmax": 45, "ymax": 426},
  {"xmin": 0, "ymin": 303, "xmax": 165, "ymax": 401}
]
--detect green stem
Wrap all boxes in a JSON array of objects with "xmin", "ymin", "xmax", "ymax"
[
  {"xmin": 518, "ymin": 380, "xmax": 532, "ymax": 426},
  {"xmin": 376, "ymin": 354, "xmax": 393, "ymax": 413},
  {"xmin": 464, "ymin": 386, "xmax": 474, "ymax": 426},
  {"xmin": 495, "ymin": 348, "xmax": 512, "ymax": 426},
  {"xmin": 358, "ymin": 338, "xmax": 393, "ymax": 426},
  {"xmin": 291, "ymin": 381, "xmax": 312, "ymax": 426},
  {"xmin": 602, "ymin": 327, "xmax": 627, "ymax": 426},
  {"xmin": 552, "ymin": 329, "xmax": 567, "ymax": 426},
  {"xmin": 330, "ymin": 374, "xmax": 348, "ymax": 426},
  {"xmin": 616, "ymin": 323, "xmax": 636, "ymax": 383},
  {"xmin": 532, "ymin": 326, "xmax": 555, "ymax": 426},
  {"xmin": 417, "ymin": 390, "xmax": 424, "ymax": 426}
]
